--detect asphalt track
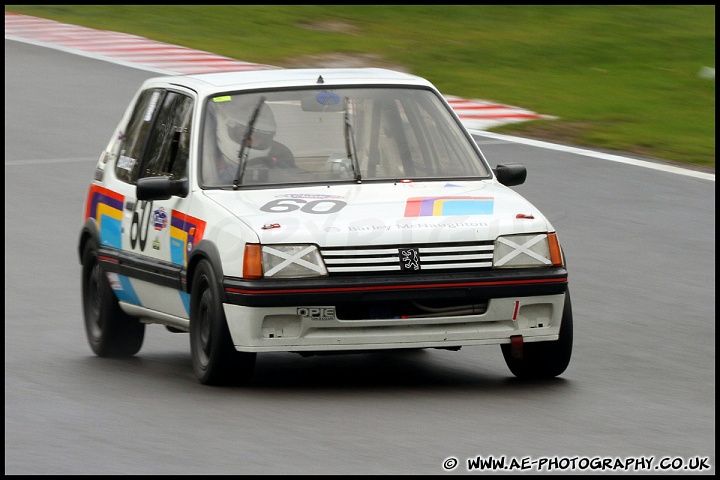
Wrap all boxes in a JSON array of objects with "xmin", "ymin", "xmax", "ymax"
[{"xmin": 4, "ymin": 14, "xmax": 716, "ymax": 476}]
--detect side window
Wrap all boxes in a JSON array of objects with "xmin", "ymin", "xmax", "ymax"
[
  {"xmin": 140, "ymin": 92, "xmax": 194, "ymax": 180},
  {"xmin": 115, "ymin": 89, "xmax": 165, "ymax": 183}
]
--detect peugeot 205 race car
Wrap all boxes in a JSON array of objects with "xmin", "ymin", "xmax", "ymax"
[{"xmin": 78, "ymin": 67, "xmax": 572, "ymax": 385}]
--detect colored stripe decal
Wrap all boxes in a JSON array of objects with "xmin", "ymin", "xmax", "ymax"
[
  {"xmin": 405, "ymin": 196, "xmax": 494, "ymax": 217},
  {"xmin": 170, "ymin": 210, "xmax": 207, "ymax": 266},
  {"xmin": 86, "ymin": 185, "xmax": 125, "ymax": 248}
]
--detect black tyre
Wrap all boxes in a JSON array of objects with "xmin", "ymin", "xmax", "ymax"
[
  {"xmin": 501, "ymin": 291, "xmax": 573, "ymax": 379},
  {"xmin": 81, "ymin": 239, "xmax": 145, "ymax": 357},
  {"xmin": 190, "ymin": 259, "xmax": 256, "ymax": 385}
]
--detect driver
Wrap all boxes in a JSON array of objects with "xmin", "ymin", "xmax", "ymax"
[{"xmin": 214, "ymin": 99, "xmax": 295, "ymax": 183}]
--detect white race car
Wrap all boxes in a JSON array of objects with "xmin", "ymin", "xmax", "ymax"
[{"xmin": 78, "ymin": 67, "xmax": 572, "ymax": 385}]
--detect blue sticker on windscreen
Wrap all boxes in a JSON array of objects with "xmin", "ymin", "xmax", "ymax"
[{"xmin": 316, "ymin": 91, "xmax": 341, "ymax": 105}]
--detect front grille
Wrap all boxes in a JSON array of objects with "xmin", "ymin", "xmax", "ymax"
[{"xmin": 320, "ymin": 241, "xmax": 495, "ymax": 274}]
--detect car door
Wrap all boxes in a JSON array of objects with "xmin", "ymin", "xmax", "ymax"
[{"xmin": 112, "ymin": 87, "xmax": 195, "ymax": 319}]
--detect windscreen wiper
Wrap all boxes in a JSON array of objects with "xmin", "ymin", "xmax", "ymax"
[
  {"xmin": 233, "ymin": 96, "xmax": 266, "ymax": 189},
  {"xmin": 343, "ymin": 97, "xmax": 361, "ymax": 183}
]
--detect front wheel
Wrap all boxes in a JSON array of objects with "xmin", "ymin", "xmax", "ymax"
[
  {"xmin": 501, "ymin": 291, "xmax": 573, "ymax": 379},
  {"xmin": 190, "ymin": 259, "xmax": 256, "ymax": 386},
  {"xmin": 81, "ymin": 239, "xmax": 145, "ymax": 357}
]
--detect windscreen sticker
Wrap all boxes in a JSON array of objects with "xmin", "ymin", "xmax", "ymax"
[
  {"xmin": 316, "ymin": 91, "xmax": 341, "ymax": 106},
  {"xmin": 404, "ymin": 196, "xmax": 494, "ymax": 217},
  {"xmin": 144, "ymin": 90, "xmax": 161, "ymax": 122},
  {"xmin": 117, "ymin": 155, "xmax": 137, "ymax": 171}
]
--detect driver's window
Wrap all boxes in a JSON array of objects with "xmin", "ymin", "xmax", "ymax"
[
  {"xmin": 140, "ymin": 92, "xmax": 193, "ymax": 180},
  {"xmin": 114, "ymin": 89, "xmax": 164, "ymax": 184}
]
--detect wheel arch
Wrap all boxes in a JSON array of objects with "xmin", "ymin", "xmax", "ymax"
[
  {"xmin": 186, "ymin": 239, "xmax": 226, "ymax": 303},
  {"xmin": 78, "ymin": 218, "xmax": 100, "ymax": 265}
]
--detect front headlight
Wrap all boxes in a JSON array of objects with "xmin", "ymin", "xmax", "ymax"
[
  {"xmin": 243, "ymin": 244, "xmax": 328, "ymax": 278},
  {"xmin": 493, "ymin": 233, "xmax": 563, "ymax": 268}
]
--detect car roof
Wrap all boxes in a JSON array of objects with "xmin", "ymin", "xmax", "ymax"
[{"xmin": 144, "ymin": 67, "xmax": 436, "ymax": 95}]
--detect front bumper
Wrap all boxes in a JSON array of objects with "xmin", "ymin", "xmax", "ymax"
[{"xmin": 224, "ymin": 292, "xmax": 566, "ymax": 353}]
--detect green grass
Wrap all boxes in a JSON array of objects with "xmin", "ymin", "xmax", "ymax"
[{"xmin": 5, "ymin": 5, "xmax": 715, "ymax": 168}]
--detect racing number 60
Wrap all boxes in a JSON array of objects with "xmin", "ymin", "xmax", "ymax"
[
  {"xmin": 129, "ymin": 200, "xmax": 153, "ymax": 251},
  {"xmin": 260, "ymin": 198, "xmax": 346, "ymax": 214}
]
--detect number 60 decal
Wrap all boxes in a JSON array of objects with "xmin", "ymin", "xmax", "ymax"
[
  {"xmin": 129, "ymin": 200, "xmax": 153, "ymax": 251},
  {"xmin": 260, "ymin": 198, "xmax": 347, "ymax": 214}
]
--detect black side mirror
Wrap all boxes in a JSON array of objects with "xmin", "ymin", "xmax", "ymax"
[
  {"xmin": 136, "ymin": 176, "xmax": 188, "ymax": 200},
  {"xmin": 492, "ymin": 163, "xmax": 527, "ymax": 186}
]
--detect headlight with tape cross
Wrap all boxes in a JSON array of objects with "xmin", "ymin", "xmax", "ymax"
[
  {"xmin": 243, "ymin": 244, "xmax": 328, "ymax": 278},
  {"xmin": 493, "ymin": 233, "xmax": 563, "ymax": 268}
]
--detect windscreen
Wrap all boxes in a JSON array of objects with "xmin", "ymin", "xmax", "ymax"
[{"xmin": 200, "ymin": 86, "xmax": 490, "ymax": 188}]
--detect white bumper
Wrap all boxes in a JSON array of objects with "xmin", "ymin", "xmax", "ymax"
[{"xmin": 224, "ymin": 293, "xmax": 566, "ymax": 352}]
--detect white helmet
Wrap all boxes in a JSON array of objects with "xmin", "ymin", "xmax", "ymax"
[{"xmin": 215, "ymin": 99, "xmax": 277, "ymax": 164}]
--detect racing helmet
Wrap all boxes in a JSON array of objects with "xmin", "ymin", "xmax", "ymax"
[{"xmin": 215, "ymin": 99, "xmax": 277, "ymax": 163}]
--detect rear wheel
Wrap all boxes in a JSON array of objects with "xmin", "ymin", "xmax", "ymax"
[
  {"xmin": 190, "ymin": 259, "xmax": 256, "ymax": 385},
  {"xmin": 501, "ymin": 291, "xmax": 573, "ymax": 379},
  {"xmin": 81, "ymin": 239, "xmax": 145, "ymax": 357}
]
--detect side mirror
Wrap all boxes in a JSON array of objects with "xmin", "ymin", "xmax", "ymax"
[
  {"xmin": 492, "ymin": 163, "xmax": 527, "ymax": 187},
  {"xmin": 137, "ymin": 176, "xmax": 188, "ymax": 200}
]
